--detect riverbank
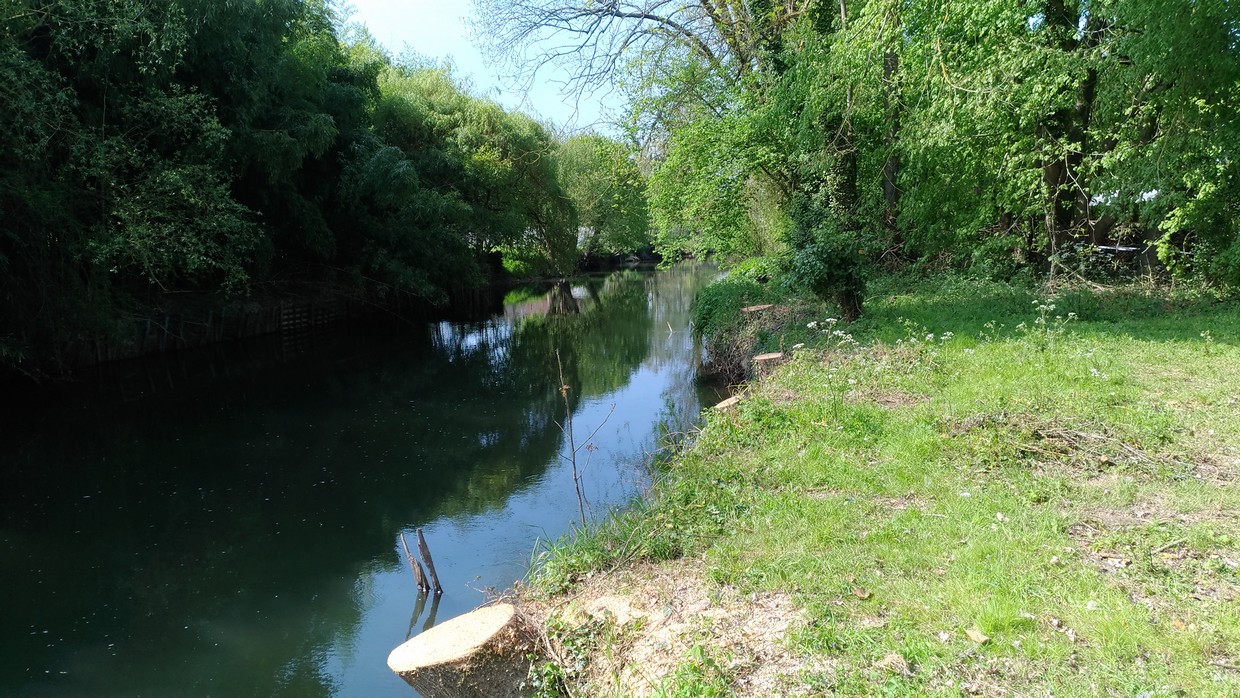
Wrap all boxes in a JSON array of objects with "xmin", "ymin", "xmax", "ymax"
[
  {"xmin": 521, "ymin": 275, "xmax": 1240, "ymax": 696},
  {"xmin": 2, "ymin": 266, "xmax": 718, "ymax": 697}
]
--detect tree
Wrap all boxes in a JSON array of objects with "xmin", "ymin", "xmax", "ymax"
[
  {"xmin": 2, "ymin": 1, "xmax": 602, "ymax": 378},
  {"xmin": 556, "ymin": 133, "xmax": 651, "ymax": 258},
  {"xmin": 1101, "ymin": 0, "xmax": 1239, "ymax": 283},
  {"xmin": 472, "ymin": 0, "xmax": 812, "ymax": 93},
  {"xmin": 474, "ymin": 0, "xmax": 877, "ymax": 315}
]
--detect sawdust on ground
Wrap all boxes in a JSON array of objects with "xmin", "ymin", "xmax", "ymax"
[{"xmin": 523, "ymin": 556, "xmax": 831, "ymax": 696}]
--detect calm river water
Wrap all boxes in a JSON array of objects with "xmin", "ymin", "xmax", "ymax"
[{"xmin": 0, "ymin": 265, "xmax": 719, "ymax": 697}]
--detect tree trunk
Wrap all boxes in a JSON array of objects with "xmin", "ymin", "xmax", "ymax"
[
  {"xmin": 1039, "ymin": 6, "xmax": 1103, "ymax": 264},
  {"xmin": 1042, "ymin": 135, "xmax": 1073, "ymax": 260},
  {"xmin": 1071, "ymin": 62, "xmax": 1099, "ymax": 241},
  {"xmin": 387, "ymin": 603, "xmax": 542, "ymax": 698},
  {"xmin": 838, "ymin": 288, "xmax": 863, "ymax": 322}
]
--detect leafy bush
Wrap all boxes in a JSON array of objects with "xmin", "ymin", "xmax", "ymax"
[
  {"xmin": 783, "ymin": 219, "xmax": 865, "ymax": 321},
  {"xmin": 691, "ymin": 277, "xmax": 770, "ymax": 339},
  {"xmin": 727, "ymin": 256, "xmax": 780, "ymax": 284}
]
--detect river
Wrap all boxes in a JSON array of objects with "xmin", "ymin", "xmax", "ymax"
[{"xmin": 0, "ymin": 264, "xmax": 719, "ymax": 697}]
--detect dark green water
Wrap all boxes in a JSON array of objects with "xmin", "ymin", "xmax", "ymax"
[{"xmin": 0, "ymin": 265, "xmax": 720, "ymax": 697}]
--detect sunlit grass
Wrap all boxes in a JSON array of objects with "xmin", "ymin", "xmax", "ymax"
[{"xmin": 532, "ymin": 276, "xmax": 1240, "ymax": 695}]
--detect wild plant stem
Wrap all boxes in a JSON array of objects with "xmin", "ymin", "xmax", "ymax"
[{"xmin": 556, "ymin": 350, "xmax": 587, "ymax": 527}]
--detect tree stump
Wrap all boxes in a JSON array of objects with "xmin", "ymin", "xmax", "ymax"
[{"xmin": 387, "ymin": 603, "xmax": 542, "ymax": 698}]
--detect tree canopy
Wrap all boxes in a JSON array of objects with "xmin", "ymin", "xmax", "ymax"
[
  {"xmin": 5, "ymin": 0, "xmax": 1234, "ymax": 375},
  {"xmin": 557, "ymin": 133, "xmax": 651, "ymax": 258},
  {"xmin": 477, "ymin": 0, "xmax": 1239, "ymax": 316},
  {"xmin": 0, "ymin": 0, "xmax": 652, "ymax": 378}
]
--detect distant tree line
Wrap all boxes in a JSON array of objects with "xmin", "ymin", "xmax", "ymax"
[
  {"xmin": 477, "ymin": 0, "xmax": 1239, "ymax": 317},
  {"xmin": 0, "ymin": 0, "xmax": 652, "ymax": 378}
]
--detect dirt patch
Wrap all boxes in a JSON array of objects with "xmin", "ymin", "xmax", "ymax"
[
  {"xmin": 767, "ymin": 387, "xmax": 804, "ymax": 406},
  {"xmin": 524, "ymin": 557, "xmax": 831, "ymax": 696},
  {"xmin": 1191, "ymin": 454, "xmax": 1237, "ymax": 483},
  {"xmin": 797, "ymin": 490, "xmax": 923, "ymax": 515},
  {"xmin": 1064, "ymin": 510, "xmax": 1240, "ymax": 614},
  {"xmin": 1076, "ymin": 484, "xmax": 1237, "ymax": 530},
  {"xmin": 804, "ymin": 488, "xmax": 841, "ymax": 501},
  {"xmin": 873, "ymin": 494, "xmax": 926, "ymax": 511}
]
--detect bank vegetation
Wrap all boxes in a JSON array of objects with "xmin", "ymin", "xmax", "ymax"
[
  {"xmin": 524, "ymin": 275, "xmax": 1240, "ymax": 696},
  {"xmin": 1, "ymin": 0, "xmax": 652, "ymax": 379}
]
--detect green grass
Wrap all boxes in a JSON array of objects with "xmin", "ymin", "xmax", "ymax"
[
  {"xmin": 652, "ymin": 645, "xmax": 734, "ymax": 698},
  {"xmin": 532, "ymin": 275, "xmax": 1240, "ymax": 696}
]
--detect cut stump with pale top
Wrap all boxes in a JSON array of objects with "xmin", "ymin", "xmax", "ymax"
[{"xmin": 387, "ymin": 603, "xmax": 540, "ymax": 698}]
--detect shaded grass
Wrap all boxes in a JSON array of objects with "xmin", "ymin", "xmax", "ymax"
[{"xmin": 530, "ymin": 276, "xmax": 1240, "ymax": 695}]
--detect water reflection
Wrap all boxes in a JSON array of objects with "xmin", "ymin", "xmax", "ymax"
[{"xmin": 0, "ymin": 264, "xmax": 716, "ymax": 697}]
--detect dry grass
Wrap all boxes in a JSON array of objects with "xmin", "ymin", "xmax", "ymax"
[{"xmin": 525, "ymin": 557, "xmax": 830, "ymax": 697}]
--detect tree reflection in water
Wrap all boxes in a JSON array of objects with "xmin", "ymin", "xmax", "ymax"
[{"xmin": 0, "ymin": 265, "xmax": 716, "ymax": 698}]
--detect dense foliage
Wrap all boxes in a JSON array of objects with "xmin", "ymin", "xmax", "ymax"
[
  {"xmin": 556, "ymin": 134, "xmax": 651, "ymax": 260},
  {"xmin": 0, "ymin": 0, "xmax": 651, "ymax": 377},
  {"xmin": 477, "ymin": 0, "xmax": 1239, "ymax": 315}
]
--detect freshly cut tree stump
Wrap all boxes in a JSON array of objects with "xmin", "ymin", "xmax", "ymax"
[{"xmin": 387, "ymin": 603, "xmax": 541, "ymax": 698}]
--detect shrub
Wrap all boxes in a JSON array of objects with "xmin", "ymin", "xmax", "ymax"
[{"xmin": 783, "ymin": 219, "xmax": 865, "ymax": 321}]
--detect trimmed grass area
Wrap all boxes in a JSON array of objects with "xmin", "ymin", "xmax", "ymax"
[{"xmin": 531, "ymin": 276, "xmax": 1240, "ymax": 696}]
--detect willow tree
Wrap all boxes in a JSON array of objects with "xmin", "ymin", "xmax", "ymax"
[
  {"xmin": 555, "ymin": 133, "xmax": 651, "ymax": 259},
  {"xmin": 368, "ymin": 65, "xmax": 579, "ymax": 283},
  {"xmin": 1, "ymin": 0, "xmax": 267, "ymax": 374}
]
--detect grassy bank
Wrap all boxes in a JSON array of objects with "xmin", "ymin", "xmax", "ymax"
[{"xmin": 526, "ymin": 276, "xmax": 1240, "ymax": 697}]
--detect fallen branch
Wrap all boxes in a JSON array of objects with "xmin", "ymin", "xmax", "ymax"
[
  {"xmin": 401, "ymin": 532, "xmax": 431, "ymax": 594},
  {"xmin": 417, "ymin": 528, "xmax": 444, "ymax": 596}
]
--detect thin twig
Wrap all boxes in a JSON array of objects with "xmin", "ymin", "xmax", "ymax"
[
  {"xmin": 573, "ymin": 404, "xmax": 617, "ymax": 456},
  {"xmin": 1152, "ymin": 538, "xmax": 1187, "ymax": 555},
  {"xmin": 556, "ymin": 350, "xmax": 587, "ymax": 527}
]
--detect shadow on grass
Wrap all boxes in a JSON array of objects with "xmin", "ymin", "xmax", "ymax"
[{"xmin": 853, "ymin": 274, "xmax": 1240, "ymax": 346}]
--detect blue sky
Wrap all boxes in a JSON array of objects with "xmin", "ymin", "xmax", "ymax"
[{"xmin": 341, "ymin": 0, "xmax": 619, "ymax": 132}]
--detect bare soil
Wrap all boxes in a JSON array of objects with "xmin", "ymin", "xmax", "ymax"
[{"xmin": 524, "ymin": 557, "xmax": 832, "ymax": 697}]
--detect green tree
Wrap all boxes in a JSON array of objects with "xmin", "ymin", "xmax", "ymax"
[{"xmin": 557, "ymin": 133, "xmax": 650, "ymax": 258}]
